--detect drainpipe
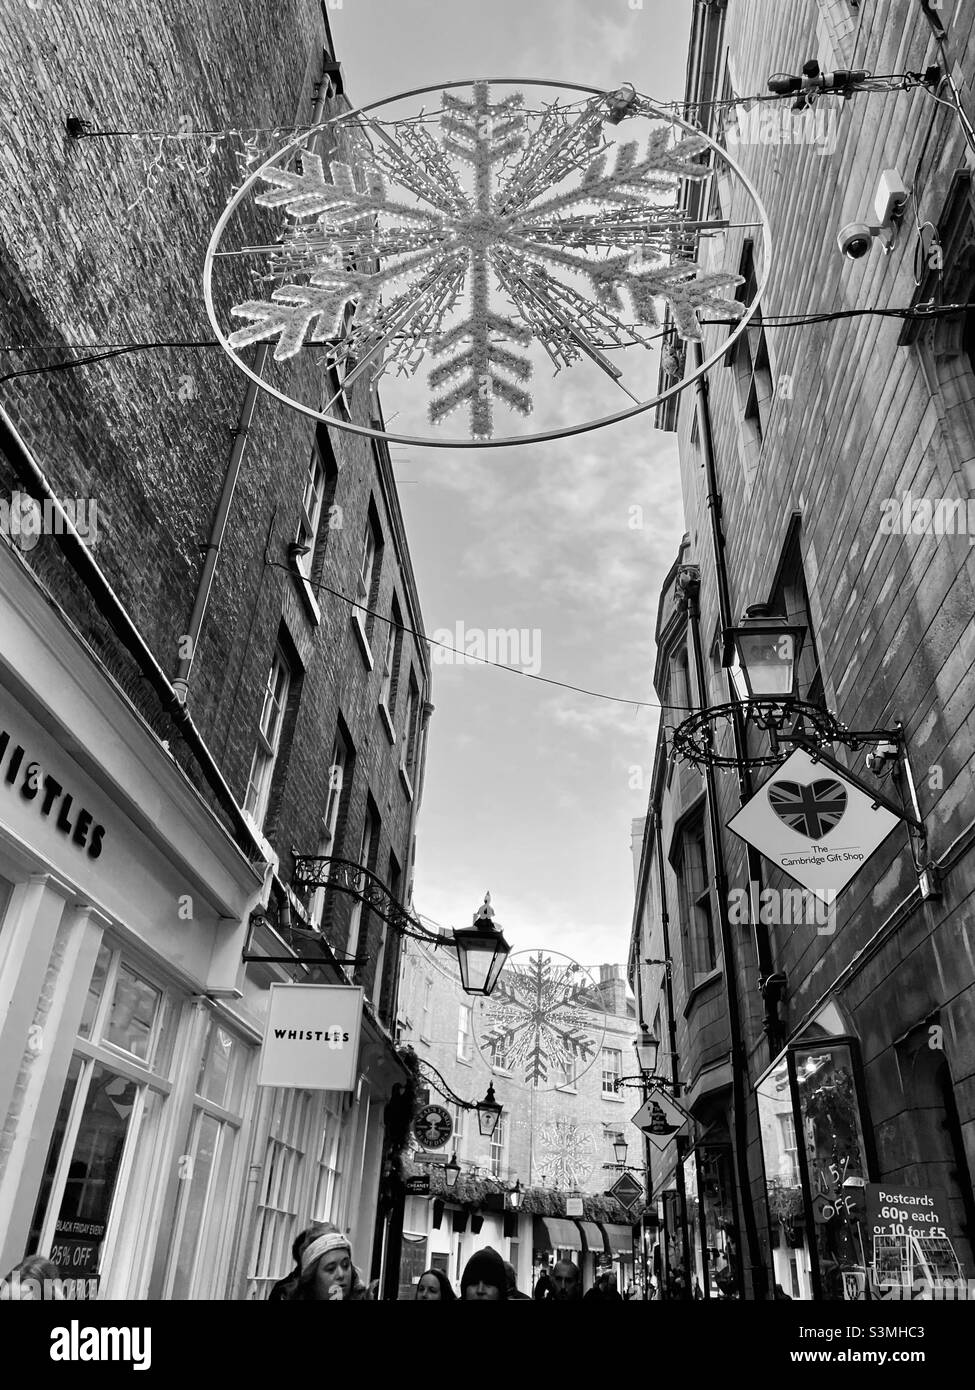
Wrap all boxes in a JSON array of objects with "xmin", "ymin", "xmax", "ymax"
[
  {"xmin": 0, "ymin": 405, "xmax": 266, "ymax": 863},
  {"xmin": 683, "ymin": 574, "xmax": 768, "ymax": 1301},
  {"xmin": 692, "ymin": 345, "xmax": 781, "ymax": 1049},
  {"xmin": 173, "ymin": 75, "xmax": 333, "ymax": 702},
  {"xmin": 652, "ymin": 808, "xmax": 693, "ymax": 1301},
  {"xmin": 172, "ymin": 343, "xmax": 270, "ymax": 702}
]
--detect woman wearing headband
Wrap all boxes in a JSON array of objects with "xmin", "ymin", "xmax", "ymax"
[{"xmin": 279, "ymin": 1222, "xmax": 372, "ymax": 1301}]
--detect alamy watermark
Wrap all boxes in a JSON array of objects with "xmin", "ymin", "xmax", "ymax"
[
  {"xmin": 729, "ymin": 883, "xmax": 837, "ymax": 935},
  {"xmin": 430, "ymin": 621, "xmax": 541, "ymax": 676},
  {"xmin": 0, "ymin": 492, "xmax": 99, "ymax": 550},
  {"xmin": 726, "ymin": 104, "xmax": 837, "ymax": 155},
  {"xmin": 879, "ymin": 491, "xmax": 975, "ymax": 545}
]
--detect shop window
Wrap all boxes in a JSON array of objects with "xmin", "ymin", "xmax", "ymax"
[
  {"xmin": 675, "ymin": 817, "xmax": 718, "ymax": 987},
  {"xmin": 310, "ymin": 1092, "xmax": 345, "ymax": 1225},
  {"xmin": 248, "ymin": 1088, "xmax": 314, "ymax": 1300},
  {"xmin": 601, "ymin": 1047, "xmax": 623, "ymax": 1095},
  {"xmin": 27, "ymin": 943, "xmax": 177, "ymax": 1296},
  {"xmin": 757, "ymin": 1038, "xmax": 872, "ymax": 1302},
  {"xmin": 682, "ymin": 1144, "xmax": 741, "ymax": 1299},
  {"xmin": 398, "ymin": 1232, "xmax": 428, "ymax": 1301},
  {"xmin": 165, "ymin": 1013, "xmax": 248, "ymax": 1312}
]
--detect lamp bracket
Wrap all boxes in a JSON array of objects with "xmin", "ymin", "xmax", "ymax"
[
  {"xmin": 408, "ymin": 1055, "xmax": 484, "ymax": 1112},
  {"xmin": 291, "ymin": 854, "xmax": 445, "ymax": 946},
  {"xmin": 671, "ymin": 698, "xmax": 906, "ymax": 771}
]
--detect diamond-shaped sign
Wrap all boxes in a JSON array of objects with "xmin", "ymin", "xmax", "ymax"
[
  {"xmin": 631, "ymin": 1086, "xmax": 691, "ymax": 1152},
  {"xmin": 607, "ymin": 1170, "xmax": 644, "ymax": 1212},
  {"xmin": 726, "ymin": 747, "xmax": 905, "ymax": 901}
]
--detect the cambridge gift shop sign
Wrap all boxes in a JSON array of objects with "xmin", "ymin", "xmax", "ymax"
[{"xmin": 257, "ymin": 983, "xmax": 364, "ymax": 1091}]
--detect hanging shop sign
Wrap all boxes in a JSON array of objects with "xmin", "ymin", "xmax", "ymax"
[
  {"xmin": 726, "ymin": 747, "xmax": 905, "ymax": 900},
  {"xmin": 607, "ymin": 1171, "xmax": 644, "ymax": 1213},
  {"xmin": 257, "ymin": 983, "xmax": 363, "ymax": 1090},
  {"xmin": 565, "ymin": 1194, "xmax": 584, "ymax": 1217},
  {"xmin": 412, "ymin": 1104, "xmax": 453, "ymax": 1150},
  {"xmin": 631, "ymin": 1086, "xmax": 691, "ymax": 1152},
  {"xmin": 405, "ymin": 1175, "xmax": 432, "ymax": 1196}
]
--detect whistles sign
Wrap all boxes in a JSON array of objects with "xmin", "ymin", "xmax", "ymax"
[
  {"xmin": 257, "ymin": 983, "xmax": 364, "ymax": 1091},
  {"xmin": 0, "ymin": 727, "xmax": 106, "ymax": 859}
]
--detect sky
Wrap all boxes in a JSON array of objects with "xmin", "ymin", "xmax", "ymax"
[{"xmin": 329, "ymin": 0, "xmax": 693, "ymax": 972}]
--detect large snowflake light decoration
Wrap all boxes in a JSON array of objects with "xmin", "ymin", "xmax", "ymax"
[
  {"xmin": 538, "ymin": 1116, "xmax": 596, "ymax": 1190},
  {"xmin": 474, "ymin": 949, "xmax": 606, "ymax": 1091},
  {"xmin": 206, "ymin": 79, "xmax": 769, "ymax": 446}
]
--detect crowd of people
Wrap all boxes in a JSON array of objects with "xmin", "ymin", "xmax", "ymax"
[
  {"xmin": 1, "ymin": 1232, "xmax": 649, "ymax": 1302},
  {"xmin": 265, "ymin": 1228, "xmax": 650, "ymax": 1301}
]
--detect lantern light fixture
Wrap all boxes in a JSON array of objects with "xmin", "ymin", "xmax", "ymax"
[
  {"xmin": 730, "ymin": 604, "xmax": 804, "ymax": 701},
  {"xmin": 444, "ymin": 1152, "xmax": 460, "ymax": 1188},
  {"xmin": 476, "ymin": 1082, "xmax": 503, "ymax": 1139},
  {"xmin": 633, "ymin": 1026, "xmax": 660, "ymax": 1076},
  {"xmin": 454, "ymin": 893, "xmax": 512, "ymax": 997}
]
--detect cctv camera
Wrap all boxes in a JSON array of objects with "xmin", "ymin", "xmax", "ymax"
[{"xmin": 837, "ymin": 221, "xmax": 880, "ymax": 260}]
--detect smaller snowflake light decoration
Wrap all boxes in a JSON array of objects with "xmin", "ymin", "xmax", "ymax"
[
  {"xmin": 474, "ymin": 948, "xmax": 606, "ymax": 1091},
  {"xmin": 538, "ymin": 1116, "xmax": 597, "ymax": 1190},
  {"xmin": 205, "ymin": 78, "xmax": 769, "ymax": 447}
]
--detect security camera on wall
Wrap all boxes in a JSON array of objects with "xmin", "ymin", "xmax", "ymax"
[{"xmin": 837, "ymin": 168, "xmax": 909, "ymax": 259}]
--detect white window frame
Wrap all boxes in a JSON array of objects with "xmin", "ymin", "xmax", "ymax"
[
  {"xmin": 244, "ymin": 647, "xmax": 290, "ymax": 828},
  {"xmin": 457, "ymin": 1003, "xmax": 473, "ymax": 1063},
  {"xmin": 30, "ymin": 942, "xmax": 179, "ymax": 1300},
  {"xmin": 295, "ymin": 447, "xmax": 326, "ymax": 579},
  {"xmin": 356, "ymin": 519, "xmax": 377, "ymax": 608},
  {"xmin": 489, "ymin": 1113, "xmax": 507, "ymax": 1178},
  {"xmin": 345, "ymin": 810, "xmax": 376, "ymax": 965},
  {"xmin": 601, "ymin": 1047, "xmax": 623, "ymax": 1096},
  {"xmin": 379, "ymin": 620, "xmax": 397, "ymax": 724},
  {"xmin": 163, "ymin": 1015, "xmax": 252, "ymax": 1300},
  {"xmin": 420, "ymin": 977, "xmax": 433, "ymax": 1041},
  {"xmin": 310, "ymin": 734, "xmax": 347, "ymax": 928}
]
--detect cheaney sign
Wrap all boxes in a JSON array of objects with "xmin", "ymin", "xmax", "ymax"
[{"xmin": 0, "ymin": 726, "xmax": 106, "ymax": 859}]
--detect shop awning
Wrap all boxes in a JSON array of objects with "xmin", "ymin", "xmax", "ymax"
[
  {"xmin": 577, "ymin": 1221, "xmax": 606, "ymax": 1254},
  {"xmin": 600, "ymin": 1222, "xmax": 636, "ymax": 1255},
  {"xmin": 533, "ymin": 1216, "xmax": 583, "ymax": 1252}
]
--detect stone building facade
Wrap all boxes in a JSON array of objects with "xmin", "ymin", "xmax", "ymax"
[
  {"xmin": 395, "ymin": 930, "xmax": 645, "ymax": 1296},
  {"xmin": 630, "ymin": 0, "xmax": 975, "ymax": 1302},
  {"xmin": 0, "ymin": 3, "xmax": 432, "ymax": 1298}
]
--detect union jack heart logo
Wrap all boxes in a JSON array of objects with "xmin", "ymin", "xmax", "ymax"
[{"xmin": 767, "ymin": 778, "xmax": 847, "ymax": 839}]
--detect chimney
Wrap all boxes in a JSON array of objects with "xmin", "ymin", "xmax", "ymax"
[{"xmin": 597, "ymin": 963, "xmax": 627, "ymax": 1016}]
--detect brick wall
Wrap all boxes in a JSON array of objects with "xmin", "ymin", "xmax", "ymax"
[{"xmin": 0, "ymin": 0, "xmax": 432, "ymax": 1017}]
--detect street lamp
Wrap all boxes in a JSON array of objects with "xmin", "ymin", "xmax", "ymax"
[
  {"xmin": 633, "ymin": 1026, "xmax": 660, "ymax": 1076},
  {"xmin": 453, "ymin": 893, "xmax": 512, "ymax": 997},
  {"xmin": 508, "ymin": 1179, "xmax": 523, "ymax": 1212},
  {"xmin": 282, "ymin": 860, "xmax": 514, "ymax": 998},
  {"xmin": 444, "ymin": 1152, "xmax": 460, "ymax": 1188},
  {"xmin": 730, "ymin": 605, "xmax": 803, "ymax": 700},
  {"xmin": 613, "ymin": 1135, "xmax": 629, "ymax": 1166},
  {"xmin": 476, "ymin": 1082, "xmax": 503, "ymax": 1139}
]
